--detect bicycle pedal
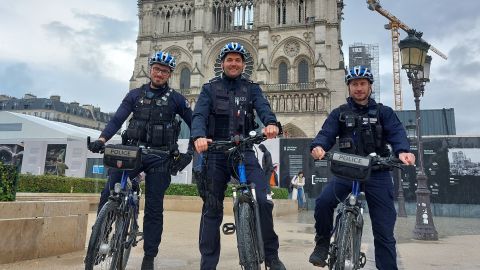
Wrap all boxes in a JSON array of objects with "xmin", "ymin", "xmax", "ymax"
[
  {"xmin": 222, "ymin": 223, "xmax": 236, "ymax": 235},
  {"xmin": 359, "ymin": 252, "xmax": 367, "ymax": 268}
]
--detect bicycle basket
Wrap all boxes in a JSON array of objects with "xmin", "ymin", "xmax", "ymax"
[
  {"xmin": 103, "ymin": 144, "xmax": 141, "ymax": 170},
  {"xmin": 329, "ymin": 152, "xmax": 371, "ymax": 181}
]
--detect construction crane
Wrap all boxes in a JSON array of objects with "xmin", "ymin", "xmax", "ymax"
[{"xmin": 366, "ymin": 0, "xmax": 448, "ymax": 110}]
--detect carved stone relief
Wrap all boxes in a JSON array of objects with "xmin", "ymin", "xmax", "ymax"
[
  {"xmin": 284, "ymin": 41, "xmax": 300, "ymax": 57},
  {"xmin": 271, "ymin": 35, "xmax": 281, "ymax": 46}
]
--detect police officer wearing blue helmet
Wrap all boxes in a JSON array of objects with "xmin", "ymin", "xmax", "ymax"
[
  {"xmin": 191, "ymin": 42, "xmax": 286, "ymax": 270},
  {"xmin": 308, "ymin": 66, "xmax": 415, "ymax": 269},
  {"xmin": 89, "ymin": 51, "xmax": 192, "ymax": 270}
]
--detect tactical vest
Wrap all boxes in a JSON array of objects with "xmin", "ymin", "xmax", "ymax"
[
  {"xmin": 123, "ymin": 86, "xmax": 181, "ymax": 150},
  {"xmin": 207, "ymin": 78, "xmax": 258, "ymax": 140},
  {"xmin": 337, "ymin": 103, "xmax": 390, "ymax": 157}
]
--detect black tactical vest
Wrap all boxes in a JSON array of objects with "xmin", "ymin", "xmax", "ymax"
[
  {"xmin": 207, "ymin": 78, "xmax": 257, "ymax": 140},
  {"xmin": 123, "ymin": 86, "xmax": 180, "ymax": 150},
  {"xmin": 337, "ymin": 103, "xmax": 390, "ymax": 157}
]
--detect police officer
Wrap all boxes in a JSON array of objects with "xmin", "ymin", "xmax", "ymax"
[
  {"xmin": 191, "ymin": 42, "xmax": 286, "ymax": 270},
  {"xmin": 309, "ymin": 66, "xmax": 415, "ymax": 269},
  {"xmin": 89, "ymin": 51, "xmax": 192, "ymax": 270}
]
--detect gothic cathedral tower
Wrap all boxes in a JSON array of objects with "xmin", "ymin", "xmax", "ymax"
[{"xmin": 130, "ymin": 0, "xmax": 346, "ymax": 137}]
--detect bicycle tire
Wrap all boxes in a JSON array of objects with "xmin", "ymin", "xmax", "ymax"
[
  {"xmin": 236, "ymin": 202, "xmax": 261, "ymax": 270},
  {"xmin": 84, "ymin": 200, "xmax": 120, "ymax": 270},
  {"xmin": 120, "ymin": 207, "xmax": 138, "ymax": 269},
  {"xmin": 334, "ymin": 212, "xmax": 356, "ymax": 270},
  {"xmin": 111, "ymin": 212, "xmax": 128, "ymax": 270}
]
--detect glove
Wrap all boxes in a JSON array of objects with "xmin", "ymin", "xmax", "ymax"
[
  {"xmin": 170, "ymin": 152, "xmax": 193, "ymax": 175},
  {"xmin": 89, "ymin": 140, "xmax": 105, "ymax": 153}
]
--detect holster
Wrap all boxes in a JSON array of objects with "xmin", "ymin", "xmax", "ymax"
[
  {"xmin": 170, "ymin": 152, "xmax": 193, "ymax": 176},
  {"xmin": 194, "ymin": 162, "xmax": 223, "ymax": 211}
]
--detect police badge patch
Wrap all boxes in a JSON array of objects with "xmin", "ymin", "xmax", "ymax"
[{"xmin": 185, "ymin": 100, "xmax": 190, "ymax": 108}]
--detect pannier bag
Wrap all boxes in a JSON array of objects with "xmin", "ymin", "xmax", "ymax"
[
  {"xmin": 329, "ymin": 152, "xmax": 372, "ymax": 181},
  {"xmin": 103, "ymin": 144, "xmax": 141, "ymax": 170}
]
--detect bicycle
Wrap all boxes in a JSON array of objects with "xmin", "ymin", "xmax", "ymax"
[
  {"xmin": 84, "ymin": 137, "xmax": 177, "ymax": 270},
  {"xmin": 205, "ymin": 131, "xmax": 269, "ymax": 270},
  {"xmin": 321, "ymin": 151, "xmax": 403, "ymax": 270}
]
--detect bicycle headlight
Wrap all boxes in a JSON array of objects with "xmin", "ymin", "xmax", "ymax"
[
  {"xmin": 349, "ymin": 194, "xmax": 357, "ymax": 206},
  {"xmin": 114, "ymin": 183, "xmax": 121, "ymax": 194}
]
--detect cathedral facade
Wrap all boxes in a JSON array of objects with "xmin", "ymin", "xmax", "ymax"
[{"xmin": 130, "ymin": 0, "xmax": 347, "ymax": 137}]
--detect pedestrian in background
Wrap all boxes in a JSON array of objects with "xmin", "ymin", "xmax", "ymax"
[{"xmin": 291, "ymin": 171, "xmax": 306, "ymax": 210}]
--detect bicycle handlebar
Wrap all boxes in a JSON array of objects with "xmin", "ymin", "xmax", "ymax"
[
  {"xmin": 323, "ymin": 152, "xmax": 404, "ymax": 170},
  {"xmin": 87, "ymin": 136, "xmax": 179, "ymax": 157},
  {"xmin": 207, "ymin": 132, "xmax": 267, "ymax": 153}
]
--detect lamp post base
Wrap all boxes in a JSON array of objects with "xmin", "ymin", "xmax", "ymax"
[
  {"xmin": 413, "ymin": 174, "xmax": 438, "ymax": 241},
  {"xmin": 413, "ymin": 224, "xmax": 438, "ymax": 240}
]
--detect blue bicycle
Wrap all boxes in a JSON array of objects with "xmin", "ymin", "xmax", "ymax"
[
  {"xmin": 206, "ymin": 131, "xmax": 268, "ymax": 270},
  {"xmin": 84, "ymin": 138, "xmax": 176, "ymax": 270},
  {"xmin": 321, "ymin": 152, "xmax": 403, "ymax": 270}
]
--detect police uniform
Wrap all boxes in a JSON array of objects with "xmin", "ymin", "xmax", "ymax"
[
  {"xmin": 310, "ymin": 97, "xmax": 410, "ymax": 270},
  {"xmin": 191, "ymin": 75, "xmax": 279, "ymax": 269},
  {"xmin": 98, "ymin": 82, "xmax": 192, "ymax": 258}
]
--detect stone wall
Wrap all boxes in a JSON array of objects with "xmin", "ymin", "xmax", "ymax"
[{"xmin": 0, "ymin": 200, "xmax": 89, "ymax": 264}]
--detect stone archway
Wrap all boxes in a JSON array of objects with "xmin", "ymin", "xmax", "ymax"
[{"xmin": 282, "ymin": 123, "xmax": 307, "ymax": 138}]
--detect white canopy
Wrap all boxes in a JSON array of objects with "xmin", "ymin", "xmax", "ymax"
[{"xmin": 0, "ymin": 111, "xmax": 121, "ymax": 177}]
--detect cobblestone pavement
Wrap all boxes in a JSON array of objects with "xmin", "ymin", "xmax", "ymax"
[{"xmin": 1, "ymin": 210, "xmax": 480, "ymax": 269}]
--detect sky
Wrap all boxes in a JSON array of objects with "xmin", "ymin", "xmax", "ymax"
[{"xmin": 1, "ymin": 0, "xmax": 479, "ymax": 135}]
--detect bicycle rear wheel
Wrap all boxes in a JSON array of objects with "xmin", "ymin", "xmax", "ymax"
[
  {"xmin": 334, "ymin": 212, "xmax": 356, "ymax": 270},
  {"xmin": 236, "ymin": 202, "xmax": 261, "ymax": 270},
  {"xmin": 84, "ymin": 200, "xmax": 120, "ymax": 270}
]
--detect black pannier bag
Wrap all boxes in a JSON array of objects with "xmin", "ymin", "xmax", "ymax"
[
  {"xmin": 103, "ymin": 144, "xmax": 141, "ymax": 170},
  {"xmin": 329, "ymin": 152, "xmax": 372, "ymax": 181}
]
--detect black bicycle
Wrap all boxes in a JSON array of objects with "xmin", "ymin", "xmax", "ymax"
[
  {"xmin": 84, "ymin": 138, "xmax": 176, "ymax": 270},
  {"xmin": 205, "ymin": 131, "xmax": 269, "ymax": 270},
  {"xmin": 322, "ymin": 152, "xmax": 403, "ymax": 270}
]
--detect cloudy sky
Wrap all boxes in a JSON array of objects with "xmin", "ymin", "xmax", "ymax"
[{"xmin": 1, "ymin": 0, "xmax": 479, "ymax": 135}]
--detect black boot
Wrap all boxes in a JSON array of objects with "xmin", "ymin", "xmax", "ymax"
[
  {"xmin": 141, "ymin": 255, "xmax": 154, "ymax": 270},
  {"xmin": 309, "ymin": 235, "xmax": 330, "ymax": 267},
  {"xmin": 265, "ymin": 255, "xmax": 286, "ymax": 270}
]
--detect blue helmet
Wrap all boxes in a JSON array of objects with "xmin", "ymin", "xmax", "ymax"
[
  {"xmin": 345, "ymin": 66, "xmax": 374, "ymax": 85},
  {"xmin": 219, "ymin": 42, "xmax": 247, "ymax": 60},
  {"xmin": 149, "ymin": 51, "xmax": 176, "ymax": 71}
]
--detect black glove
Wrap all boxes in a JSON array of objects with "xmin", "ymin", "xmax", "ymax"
[
  {"xmin": 89, "ymin": 140, "xmax": 105, "ymax": 153},
  {"xmin": 170, "ymin": 152, "xmax": 193, "ymax": 176}
]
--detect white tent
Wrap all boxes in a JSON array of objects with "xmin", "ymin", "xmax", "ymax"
[{"xmin": 0, "ymin": 111, "xmax": 121, "ymax": 177}]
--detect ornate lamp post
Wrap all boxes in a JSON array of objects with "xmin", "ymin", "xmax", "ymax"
[{"xmin": 399, "ymin": 30, "xmax": 438, "ymax": 240}]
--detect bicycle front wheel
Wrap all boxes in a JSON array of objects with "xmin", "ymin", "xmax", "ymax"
[
  {"xmin": 236, "ymin": 202, "xmax": 261, "ymax": 270},
  {"xmin": 335, "ymin": 212, "xmax": 357, "ymax": 270},
  {"xmin": 120, "ymin": 207, "xmax": 138, "ymax": 270},
  {"xmin": 84, "ymin": 200, "xmax": 120, "ymax": 270}
]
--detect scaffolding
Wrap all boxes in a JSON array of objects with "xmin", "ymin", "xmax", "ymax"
[{"xmin": 348, "ymin": 43, "xmax": 380, "ymax": 102}]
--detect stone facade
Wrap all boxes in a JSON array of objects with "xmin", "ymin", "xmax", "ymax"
[{"xmin": 130, "ymin": 0, "xmax": 347, "ymax": 137}]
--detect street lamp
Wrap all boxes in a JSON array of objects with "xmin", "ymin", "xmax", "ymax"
[{"xmin": 399, "ymin": 30, "xmax": 438, "ymax": 240}]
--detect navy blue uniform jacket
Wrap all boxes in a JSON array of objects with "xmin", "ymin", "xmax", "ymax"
[
  {"xmin": 100, "ymin": 83, "xmax": 192, "ymax": 141},
  {"xmin": 310, "ymin": 97, "xmax": 410, "ymax": 156},
  {"xmin": 191, "ymin": 76, "xmax": 276, "ymax": 139}
]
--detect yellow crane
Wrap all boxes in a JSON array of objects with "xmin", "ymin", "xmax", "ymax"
[{"xmin": 366, "ymin": 0, "xmax": 448, "ymax": 110}]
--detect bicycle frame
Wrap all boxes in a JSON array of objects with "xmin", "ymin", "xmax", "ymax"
[
  {"xmin": 231, "ymin": 155, "xmax": 265, "ymax": 265},
  {"xmin": 325, "ymin": 152, "xmax": 403, "ymax": 270},
  {"xmin": 209, "ymin": 133, "xmax": 268, "ymax": 268}
]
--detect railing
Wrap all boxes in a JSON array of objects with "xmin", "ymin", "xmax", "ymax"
[
  {"xmin": 261, "ymin": 80, "xmax": 327, "ymax": 92},
  {"xmin": 178, "ymin": 81, "xmax": 328, "ymax": 96}
]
